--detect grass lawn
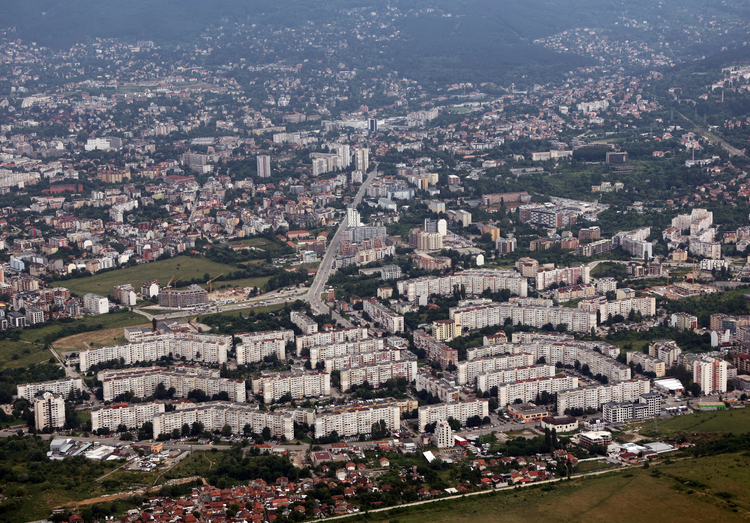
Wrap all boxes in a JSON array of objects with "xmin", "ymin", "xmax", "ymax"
[
  {"xmin": 19, "ymin": 311, "xmax": 146, "ymax": 345},
  {"xmin": 51, "ymin": 257, "xmax": 238, "ymax": 297},
  {"xmin": 359, "ymin": 461, "xmax": 746, "ymax": 523},
  {"xmin": 0, "ymin": 340, "xmax": 54, "ymax": 369},
  {"xmin": 53, "ymin": 323, "xmax": 149, "ymax": 351},
  {"xmin": 640, "ymin": 406, "xmax": 750, "ymax": 438}
]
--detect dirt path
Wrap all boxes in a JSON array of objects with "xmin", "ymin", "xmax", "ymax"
[{"xmin": 55, "ymin": 476, "xmax": 202, "ymax": 510}]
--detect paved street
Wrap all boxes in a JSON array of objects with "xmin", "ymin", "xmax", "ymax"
[{"xmin": 307, "ymin": 167, "xmax": 379, "ymax": 316}]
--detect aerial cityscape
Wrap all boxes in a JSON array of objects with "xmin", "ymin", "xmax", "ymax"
[{"xmin": 2, "ymin": 0, "xmax": 750, "ymax": 522}]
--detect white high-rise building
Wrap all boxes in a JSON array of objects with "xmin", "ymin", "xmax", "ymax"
[
  {"xmin": 337, "ymin": 144, "xmax": 351, "ymax": 168},
  {"xmin": 257, "ymin": 155, "xmax": 271, "ymax": 178},
  {"xmin": 34, "ymin": 392, "xmax": 66, "ymax": 429},
  {"xmin": 347, "ymin": 208, "xmax": 362, "ymax": 227},
  {"xmin": 355, "ymin": 148, "xmax": 369, "ymax": 172},
  {"xmin": 83, "ymin": 293, "xmax": 109, "ymax": 315},
  {"xmin": 434, "ymin": 419, "xmax": 453, "ymax": 448}
]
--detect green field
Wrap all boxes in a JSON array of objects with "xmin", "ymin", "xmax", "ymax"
[
  {"xmin": 0, "ymin": 311, "xmax": 147, "ymax": 368},
  {"xmin": 355, "ymin": 457, "xmax": 748, "ymax": 523},
  {"xmin": 640, "ymin": 406, "xmax": 750, "ymax": 438},
  {"xmin": 0, "ymin": 340, "xmax": 54, "ymax": 369},
  {"xmin": 51, "ymin": 257, "xmax": 239, "ymax": 297}
]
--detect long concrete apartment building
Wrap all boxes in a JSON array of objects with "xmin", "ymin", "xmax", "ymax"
[
  {"xmin": 477, "ymin": 365, "xmax": 557, "ymax": 394},
  {"xmin": 98, "ymin": 366, "xmax": 246, "ymax": 402},
  {"xmin": 309, "ymin": 338, "xmax": 384, "ymax": 365},
  {"xmin": 363, "ymin": 299, "xmax": 404, "ymax": 333},
  {"xmin": 457, "ymin": 353, "xmax": 535, "ymax": 385},
  {"xmin": 339, "ymin": 360, "xmax": 417, "ymax": 392},
  {"xmin": 314, "ymin": 402, "xmax": 401, "ymax": 438},
  {"xmin": 153, "ymin": 401, "xmax": 294, "ymax": 440},
  {"xmin": 79, "ymin": 332, "xmax": 230, "ymax": 372},
  {"xmin": 462, "ymin": 336, "xmax": 628, "ymax": 385},
  {"xmin": 397, "ymin": 269, "xmax": 528, "ymax": 302},
  {"xmin": 417, "ymin": 398, "xmax": 489, "ymax": 431},
  {"xmin": 251, "ymin": 372, "xmax": 330, "ymax": 403},
  {"xmin": 17, "ymin": 378, "xmax": 83, "ymax": 401},
  {"xmin": 323, "ymin": 348, "xmax": 401, "ymax": 372},
  {"xmin": 91, "ymin": 402, "xmax": 166, "ymax": 432},
  {"xmin": 295, "ymin": 327, "xmax": 368, "ymax": 354},
  {"xmin": 497, "ymin": 375, "xmax": 578, "ymax": 407},
  {"xmin": 556, "ymin": 379, "xmax": 650, "ymax": 415},
  {"xmin": 449, "ymin": 299, "xmax": 596, "ymax": 334},
  {"xmin": 236, "ymin": 330, "xmax": 294, "ymax": 365}
]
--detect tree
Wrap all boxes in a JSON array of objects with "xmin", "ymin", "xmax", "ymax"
[
  {"xmin": 191, "ymin": 421, "xmax": 205, "ymax": 436},
  {"xmin": 262, "ymin": 426, "xmax": 272, "ymax": 441},
  {"xmin": 221, "ymin": 424, "xmax": 233, "ymax": 437},
  {"xmin": 447, "ymin": 417, "xmax": 461, "ymax": 431},
  {"xmin": 138, "ymin": 421, "xmax": 153, "ymax": 440}
]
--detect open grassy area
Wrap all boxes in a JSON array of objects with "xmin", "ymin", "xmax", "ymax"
[
  {"xmin": 357, "ymin": 458, "xmax": 748, "ymax": 523},
  {"xmin": 52, "ymin": 323, "xmax": 142, "ymax": 351},
  {"xmin": 640, "ymin": 406, "xmax": 750, "ymax": 438},
  {"xmin": 51, "ymin": 257, "xmax": 238, "ymax": 297},
  {"xmin": 0, "ymin": 340, "xmax": 54, "ymax": 369},
  {"xmin": 0, "ymin": 311, "xmax": 147, "ymax": 368},
  {"xmin": 19, "ymin": 311, "xmax": 146, "ymax": 345}
]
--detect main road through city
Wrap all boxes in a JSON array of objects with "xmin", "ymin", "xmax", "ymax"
[{"xmin": 307, "ymin": 166, "xmax": 379, "ymax": 316}]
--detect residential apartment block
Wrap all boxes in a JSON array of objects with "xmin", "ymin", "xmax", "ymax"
[
  {"xmin": 477, "ymin": 365, "xmax": 556, "ymax": 394},
  {"xmin": 339, "ymin": 360, "xmax": 417, "ymax": 392},
  {"xmin": 602, "ymin": 392, "xmax": 661, "ymax": 423},
  {"xmin": 693, "ymin": 357, "xmax": 728, "ymax": 394},
  {"xmin": 153, "ymin": 401, "xmax": 294, "ymax": 440},
  {"xmin": 556, "ymin": 380, "xmax": 651, "ymax": 415},
  {"xmin": 363, "ymin": 299, "xmax": 404, "ymax": 333},
  {"xmin": 251, "ymin": 372, "xmax": 330, "ymax": 403},
  {"xmin": 91, "ymin": 402, "xmax": 166, "ymax": 432},
  {"xmin": 535, "ymin": 265, "xmax": 590, "ymax": 290},
  {"xmin": 497, "ymin": 375, "xmax": 578, "ymax": 407},
  {"xmin": 290, "ymin": 311, "xmax": 318, "ymax": 334},
  {"xmin": 626, "ymin": 352, "xmax": 666, "ymax": 377},
  {"xmin": 648, "ymin": 340, "xmax": 682, "ymax": 367},
  {"xmin": 314, "ymin": 402, "xmax": 400, "ymax": 438},
  {"xmin": 412, "ymin": 330, "xmax": 459, "ymax": 368},
  {"xmin": 449, "ymin": 299, "xmax": 596, "ymax": 334},
  {"xmin": 309, "ymin": 338, "xmax": 385, "ymax": 365},
  {"xmin": 457, "ymin": 353, "xmax": 535, "ymax": 385},
  {"xmin": 397, "ymin": 269, "xmax": 528, "ymax": 303},
  {"xmin": 34, "ymin": 392, "xmax": 66, "ymax": 429},
  {"xmin": 295, "ymin": 327, "xmax": 368, "ymax": 354},
  {"xmin": 236, "ymin": 332, "xmax": 289, "ymax": 365},
  {"xmin": 416, "ymin": 371, "xmax": 462, "ymax": 403},
  {"xmin": 418, "ymin": 399, "xmax": 489, "ymax": 431},
  {"xmin": 17, "ymin": 378, "xmax": 83, "ymax": 401},
  {"xmin": 98, "ymin": 366, "xmax": 246, "ymax": 402},
  {"xmin": 79, "ymin": 332, "xmax": 230, "ymax": 371},
  {"xmin": 323, "ymin": 348, "xmax": 401, "ymax": 372}
]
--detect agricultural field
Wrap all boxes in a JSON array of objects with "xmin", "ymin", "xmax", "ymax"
[
  {"xmin": 50, "ymin": 257, "xmax": 238, "ymax": 297},
  {"xmin": 639, "ymin": 406, "xmax": 750, "ymax": 438},
  {"xmin": 359, "ymin": 457, "xmax": 749, "ymax": 523}
]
